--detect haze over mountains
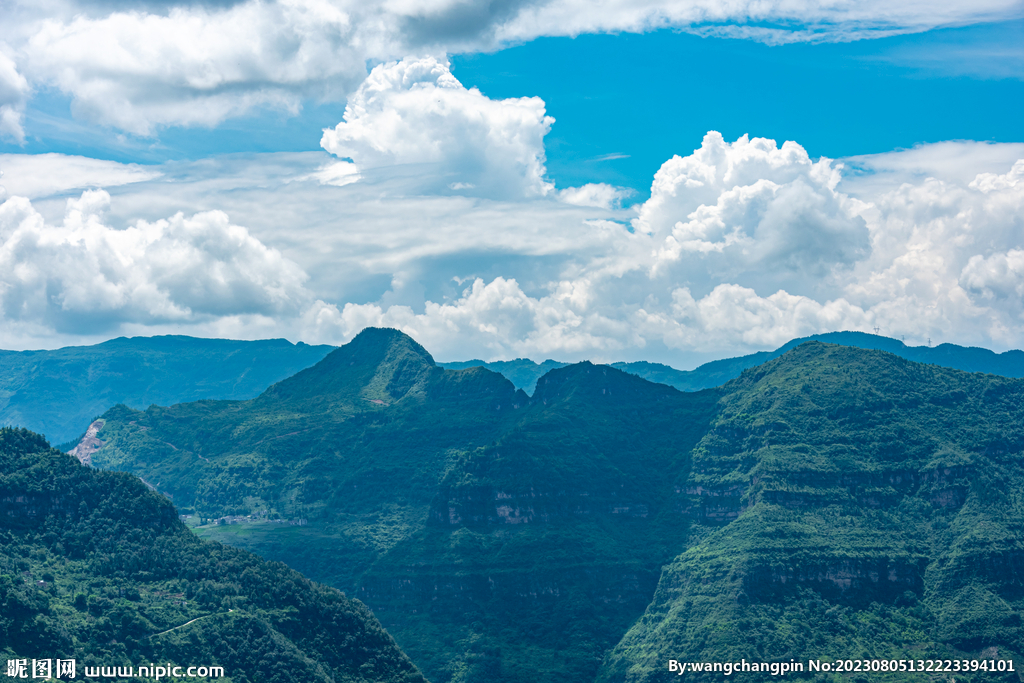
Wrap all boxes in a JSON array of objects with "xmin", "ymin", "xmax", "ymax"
[
  {"xmin": 74, "ymin": 328, "xmax": 1024, "ymax": 683},
  {"xmin": 0, "ymin": 336, "xmax": 334, "ymax": 446},
  {"xmin": 442, "ymin": 331, "xmax": 1024, "ymax": 395},
  {"xmin": 5, "ymin": 330, "xmax": 1024, "ymax": 449}
]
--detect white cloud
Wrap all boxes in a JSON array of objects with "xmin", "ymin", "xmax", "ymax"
[
  {"xmin": 20, "ymin": 0, "xmax": 372, "ymax": 136},
  {"xmin": 301, "ymin": 160, "xmax": 362, "ymax": 187},
  {"xmin": 320, "ymin": 56, "xmax": 554, "ymax": 199},
  {"xmin": 637, "ymin": 132, "xmax": 869, "ymax": 298},
  {"xmin": 0, "ymin": 153, "xmax": 162, "ymax": 200},
  {"xmin": 960, "ymin": 249, "xmax": 1024, "ymax": 301},
  {"xmin": 557, "ymin": 183, "xmax": 634, "ymax": 209},
  {"xmin": 312, "ymin": 276, "xmax": 644, "ymax": 360},
  {"xmin": 3, "ymin": 137, "xmax": 1024, "ymax": 365},
  {"xmin": 495, "ymin": 0, "xmax": 1024, "ymax": 47},
  {"xmin": 0, "ymin": 189, "xmax": 315, "ymax": 335},
  {"xmin": 2, "ymin": 0, "xmax": 1020, "ymax": 135},
  {"xmin": 638, "ymin": 284, "xmax": 873, "ymax": 351},
  {"xmin": 840, "ymin": 141, "xmax": 1024, "ymax": 198},
  {"xmin": 0, "ymin": 50, "xmax": 30, "ymax": 143}
]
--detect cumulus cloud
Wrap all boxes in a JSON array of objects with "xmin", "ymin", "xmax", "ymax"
[
  {"xmin": 0, "ymin": 189, "xmax": 315, "ymax": 334},
  {"xmin": 301, "ymin": 276, "xmax": 644, "ymax": 360},
  {"xmin": 3, "ymin": 137, "xmax": 1024, "ymax": 365},
  {"xmin": 321, "ymin": 56, "xmax": 554, "ymax": 198},
  {"xmin": 1, "ymin": 0, "xmax": 1019, "ymax": 135},
  {"xmin": 0, "ymin": 50, "xmax": 30, "ymax": 143},
  {"xmin": 636, "ymin": 132, "xmax": 869, "ymax": 297},
  {"xmin": 323, "ymin": 138, "xmax": 1024, "ymax": 359},
  {"xmin": 842, "ymin": 158, "xmax": 1024, "ymax": 345}
]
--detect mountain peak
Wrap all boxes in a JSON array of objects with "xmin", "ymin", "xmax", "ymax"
[
  {"xmin": 347, "ymin": 327, "xmax": 435, "ymax": 363},
  {"xmin": 262, "ymin": 327, "xmax": 438, "ymax": 404},
  {"xmin": 531, "ymin": 361, "xmax": 681, "ymax": 405}
]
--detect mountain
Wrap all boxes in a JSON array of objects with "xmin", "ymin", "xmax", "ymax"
[
  {"xmin": 441, "ymin": 332, "xmax": 1024, "ymax": 395},
  {"xmin": 3, "ymin": 329, "xmax": 1015, "ymax": 449},
  {"xmin": 84, "ymin": 330, "xmax": 1024, "ymax": 683},
  {"xmin": 86, "ymin": 328, "xmax": 720, "ymax": 683},
  {"xmin": 0, "ymin": 426, "xmax": 426, "ymax": 683},
  {"xmin": 599, "ymin": 342, "xmax": 1024, "ymax": 682},
  {"xmin": 0, "ymin": 335, "xmax": 334, "ymax": 446},
  {"xmin": 439, "ymin": 358, "xmax": 567, "ymax": 394}
]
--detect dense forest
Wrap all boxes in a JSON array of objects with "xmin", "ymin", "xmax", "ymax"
[
  {"xmin": 82, "ymin": 328, "xmax": 1024, "ymax": 682},
  {"xmin": 0, "ymin": 426, "xmax": 426, "ymax": 683}
]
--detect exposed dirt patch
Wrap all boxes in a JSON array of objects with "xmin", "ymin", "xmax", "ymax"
[{"xmin": 68, "ymin": 420, "xmax": 105, "ymax": 466}]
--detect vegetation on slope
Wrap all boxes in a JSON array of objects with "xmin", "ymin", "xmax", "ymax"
[
  {"xmin": 87, "ymin": 332, "xmax": 1024, "ymax": 683},
  {"xmin": 0, "ymin": 427, "xmax": 426, "ymax": 683},
  {"xmin": 599, "ymin": 343, "xmax": 1024, "ymax": 682},
  {"xmin": 90, "ymin": 329, "xmax": 720, "ymax": 683}
]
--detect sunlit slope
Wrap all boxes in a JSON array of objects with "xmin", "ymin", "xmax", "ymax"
[
  {"xmin": 0, "ymin": 427, "xmax": 427, "ymax": 683},
  {"xmin": 90, "ymin": 328, "xmax": 721, "ymax": 683},
  {"xmin": 598, "ymin": 342, "xmax": 1024, "ymax": 682}
]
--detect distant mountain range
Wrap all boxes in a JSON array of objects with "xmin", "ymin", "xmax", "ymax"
[
  {"xmin": 4, "ymin": 330, "xmax": 1022, "ymax": 451},
  {"xmin": 0, "ymin": 336, "xmax": 334, "ymax": 445},
  {"xmin": 81, "ymin": 328, "xmax": 1024, "ymax": 683},
  {"xmin": 442, "ymin": 330, "xmax": 1024, "ymax": 394}
]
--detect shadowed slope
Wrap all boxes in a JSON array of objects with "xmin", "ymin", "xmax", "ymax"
[{"xmin": 90, "ymin": 331, "xmax": 720, "ymax": 683}]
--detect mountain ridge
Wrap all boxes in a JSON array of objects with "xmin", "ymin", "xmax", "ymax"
[
  {"xmin": 0, "ymin": 335, "xmax": 335, "ymax": 445},
  {"xmin": 440, "ymin": 331, "xmax": 1024, "ymax": 395},
  {"xmin": 85, "ymin": 329, "xmax": 721, "ymax": 683}
]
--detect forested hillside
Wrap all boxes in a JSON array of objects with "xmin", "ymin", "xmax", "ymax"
[
  {"xmin": 600, "ymin": 343, "xmax": 1024, "ymax": 682},
  {"xmin": 0, "ymin": 336, "xmax": 333, "ymax": 445},
  {"xmin": 85, "ymin": 330, "xmax": 1024, "ymax": 682},
  {"xmin": 88, "ymin": 328, "xmax": 721, "ymax": 683},
  {"xmin": 0, "ymin": 426, "xmax": 426, "ymax": 683}
]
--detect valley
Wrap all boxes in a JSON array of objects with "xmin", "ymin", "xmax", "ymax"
[{"xmin": 74, "ymin": 328, "xmax": 1024, "ymax": 682}]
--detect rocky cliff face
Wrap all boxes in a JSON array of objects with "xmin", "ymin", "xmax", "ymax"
[
  {"xmin": 431, "ymin": 486, "xmax": 652, "ymax": 526},
  {"xmin": 67, "ymin": 418, "xmax": 105, "ymax": 465},
  {"xmin": 598, "ymin": 343, "xmax": 1024, "ymax": 683}
]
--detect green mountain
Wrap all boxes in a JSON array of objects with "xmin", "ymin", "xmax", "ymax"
[
  {"xmin": 599, "ymin": 342, "xmax": 1024, "ymax": 682},
  {"xmin": 85, "ymin": 330, "xmax": 1024, "ymax": 683},
  {"xmin": 3, "ymin": 329, "xmax": 1013, "ymax": 451},
  {"xmin": 87, "ymin": 328, "xmax": 720, "ymax": 683},
  {"xmin": 0, "ymin": 426, "xmax": 426, "ymax": 683},
  {"xmin": 0, "ymin": 336, "xmax": 334, "ymax": 446},
  {"xmin": 440, "ymin": 331, "xmax": 1024, "ymax": 395},
  {"xmin": 439, "ymin": 358, "xmax": 566, "ymax": 395}
]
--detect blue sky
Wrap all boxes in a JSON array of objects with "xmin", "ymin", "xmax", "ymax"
[
  {"xmin": 452, "ymin": 23, "xmax": 1024, "ymax": 194},
  {"xmin": 5, "ymin": 20, "xmax": 1022, "ymax": 197},
  {"xmin": 0, "ymin": 1, "xmax": 1023, "ymax": 363}
]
